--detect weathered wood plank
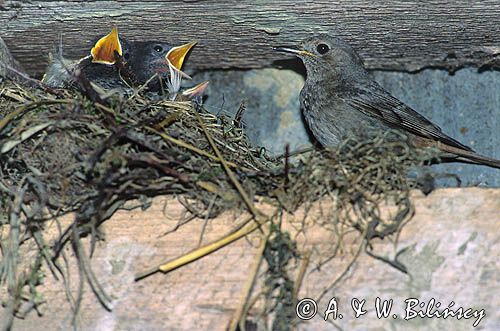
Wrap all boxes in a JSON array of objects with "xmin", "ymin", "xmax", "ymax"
[
  {"xmin": 2, "ymin": 188, "xmax": 500, "ymax": 330},
  {"xmin": 1, "ymin": 1, "xmax": 499, "ymax": 76}
]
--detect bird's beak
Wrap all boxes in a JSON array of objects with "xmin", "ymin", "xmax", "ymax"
[
  {"xmin": 90, "ymin": 27, "xmax": 123, "ymax": 64},
  {"xmin": 272, "ymin": 46, "xmax": 315, "ymax": 57},
  {"xmin": 182, "ymin": 81, "xmax": 209, "ymax": 98},
  {"xmin": 166, "ymin": 41, "xmax": 197, "ymax": 71}
]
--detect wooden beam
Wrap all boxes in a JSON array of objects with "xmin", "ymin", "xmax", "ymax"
[
  {"xmin": 3, "ymin": 188, "xmax": 499, "ymax": 330},
  {"xmin": 1, "ymin": 1, "xmax": 499, "ymax": 76}
]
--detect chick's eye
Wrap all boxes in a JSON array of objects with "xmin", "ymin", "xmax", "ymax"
[
  {"xmin": 316, "ymin": 43, "xmax": 330, "ymax": 55},
  {"xmin": 154, "ymin": 45, "xmax": 163, "ymax": 52}
]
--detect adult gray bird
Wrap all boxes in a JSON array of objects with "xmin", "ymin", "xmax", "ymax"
[{"xmin": 273, "ymin": 35, "xmax": 500, "ymax": 168}]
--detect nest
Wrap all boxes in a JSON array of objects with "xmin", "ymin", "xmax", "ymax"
[{"xmin": 0, "ymin": 78, "xmax": 439, "ymax": 329}]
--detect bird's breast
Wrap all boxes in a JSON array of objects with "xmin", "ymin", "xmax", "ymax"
[
  {"xmin": 300, "ymin": 84, "xmax": 343, "ymax": 146},
  {"xmin": 299, "ymin": 82, "xmax": 392, "ymax": 147}
]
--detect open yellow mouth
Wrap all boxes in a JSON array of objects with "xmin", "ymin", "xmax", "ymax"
[
  {"xmin": 90, "ymin": 27, "xmax": 123, "ymax": 65},
  {"xmin": 165, "ymin": 41, "xmax": 197, "ymax": 71}
]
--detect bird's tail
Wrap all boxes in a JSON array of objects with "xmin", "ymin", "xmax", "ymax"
[{"xmin": 438, "ymin": 143, "xmax": 500, "ymax": 169}]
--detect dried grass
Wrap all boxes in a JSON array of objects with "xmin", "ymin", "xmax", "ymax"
[{"xmin": 0, "ymin": 78, "xmax": 439, "ymax": 330}]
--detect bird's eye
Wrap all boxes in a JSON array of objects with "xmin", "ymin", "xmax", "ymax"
[
  {"xmin": 154, "ymin": 45, "xmax": 163, "ymax": 52},
  {"xmin": 123, "ymin": 52, "xmax": 130, "ymax": 60},
  {"xmin": 316, "ymin": 43, "xmax": 330, "ymax": 55}
]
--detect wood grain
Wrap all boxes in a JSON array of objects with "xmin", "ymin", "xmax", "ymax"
[{"xmin": 1, "ymin": 1, "xmax": 499, "ymax": 76}]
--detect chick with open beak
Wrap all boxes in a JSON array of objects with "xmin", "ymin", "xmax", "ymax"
[
  {"xmin": 43, "ymin": 27, "xmax": 197, "ymax": 92},
  {"xmin": 88, "ymin": 27, "xmax": 197, "ymax": 90}
]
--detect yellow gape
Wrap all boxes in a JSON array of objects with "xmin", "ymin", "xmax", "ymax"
[
  {"xmin": 165, "ymin": 41, "xmax": 197, "ymax": 70},
  {"xmin": 90, "ymin": 27, "xmax": 123, "ymax": 64}
]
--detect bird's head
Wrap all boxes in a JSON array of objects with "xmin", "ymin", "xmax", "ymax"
[
  {"xmin": 273, "ymin": 34, "xmax": 366, "ymax": 82},
  {"xmin": 128, "ymin": 41, "xmax": 196, "ymax": 83}
]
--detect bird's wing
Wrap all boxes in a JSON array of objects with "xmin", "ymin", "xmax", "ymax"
[{"xmin": 343, "ymin": 82, "xmax": 473, "ymax": 151}]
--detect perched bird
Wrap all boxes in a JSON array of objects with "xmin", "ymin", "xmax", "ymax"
[
  {"xmin": 43, "ymin": 27, "xmax": 197, "ymax": 93},
  {"xmin": 273, "ymin": 35, "xmax": 500, "ymax": 168}
]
